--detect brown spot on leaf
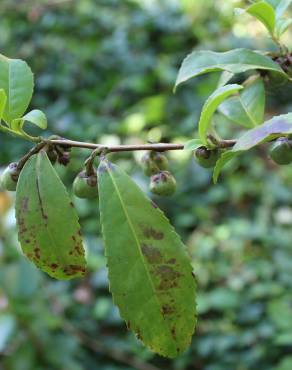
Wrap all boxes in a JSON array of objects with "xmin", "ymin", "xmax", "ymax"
[
  {"xmin": 162, "ymin": 304, "xmax": 175, "ymax": 315},
  {"xmin": 63, "ymin": 264, "xmax": 86, "ymax": 276},
  {"xmin": 156, "ymin": 265, "xmax": 182, "ymax": 290},
  {"xmin": 171, "ymin": 327, "xmax": 176, "ymax": 338},
  {"xmin": 36, "ymin": 178, "xmax": 48, "ymax": 222},
  {"xmin": 136, "ymin": 328, "xmax": 143, "ymax": 341},
  {"xmin": 21, "ymin": 197, "xmax": 29, "ymax": 212},
  {"xmin": 141, "ymin": 244, "xmax": 162, "ymax": 264},
  {"xmin": 50, "ymin": 263, "xmax": 58, "ymax": 270},
  {"xmin": 34, "ymin": 248, "xmax": 41, "ymax": 259},
  {"xmin": 167, "ymin": 258, "xmax": 176, "ymax": 264},
  {"xmin": 150, "ymin": 200, "xmax": 158, "ymax": 208},
  {"xmin": 143, "ymin": 226, "xmax": 164, "ymax": 240}
]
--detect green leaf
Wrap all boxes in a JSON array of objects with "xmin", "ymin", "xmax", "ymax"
[
  {"xmin": 275, "ymin": 18, "xmax": 292, "ymax": 37},
  {"xmin": 213, "ymin": 113, "xmax": 292, "ymax": 182},
  {"xmin": 213, "ymin": 151, "xmax": 240, "ymax": 183},
  {"xmin": 184, "ymin": 139, "xmax": 203, "ymax": 151},
  {"xmin": 198, "ymin": 84, "xmax": 243, "ymax": 145},
  {"xmin": 22, "ymin": 109, "xmax": 47, "ymax": 129},
  {"xmin": 11, "ymin": 109, "xmax": 47, "ymax": 134},
  {"xmin": 15, "ymin": 151, "xmax": 86, "ymax": 280},
  {"xmin": 219, "ymin": 77, "xmax": 265, "ymax": 128},
  {"xmin": 217, "ymin": 71, "xmax": 234, "ymax": 88},
  {"xmin": 0, "ymin": 89, "xmax": 7, "ymax": 121},
  {"xmin": 0, "ymin": 54, "xmax": 34, "ymax": 125},
  {"xmin": 98, "ymin": 159, "xmax": 196, "ymax": 358},
  {"xmin": 175, "ymin": 48, "xmax": 286, "ymax": 89},
  {"xmin": 236, "ymin": 1, "xmax": 276, "ymax": 35},
  {"xmin": 275, "ymin": 0, "xmax": 292, "ymax": 18}
]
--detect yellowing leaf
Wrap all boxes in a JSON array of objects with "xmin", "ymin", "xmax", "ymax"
[
  {"xmin": 98, "ymin": 159, "xmax": 196, "ymax": 358},
  {"xmin": 15, "ymin": 151, "xmax": 86, "ymax": 280}
]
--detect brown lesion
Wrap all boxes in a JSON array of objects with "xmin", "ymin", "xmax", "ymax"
[
  {"xmin": 63, "ymin": 264, "xmax": 86, "ymax": 276},
  {"xmin": 35, "ymin": 177, "xmax": 48, "ymax": 223},
  {"xmin": 141, "ymin": 244, "xmax": 163, "ymax": 264},
  {"xmin": 34, "ymin": 247, "xmax": 41, "ymax": 259},
  {"xmin": 21, "ymin": 197, "xmax": 29, "ymax": 212},
  {"xmin": 142, "ymin": 226, "xmax": 164, "ymax": 240},
  {"xmin": 50, "ymin": 263, "xmax": 59, "ymax": 271},
  {"xmin": 162, "ymin": 304, "xmax": 175, "ymax": 315},
  {"xmin": 156, "ymin": 265, "xmax": 182, "ymax": 290}
]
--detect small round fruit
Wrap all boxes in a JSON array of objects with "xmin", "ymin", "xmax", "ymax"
[
  {"xmin": 269, "ymin": 138, "xmax": 292, "ymax": 165},
  {"xmin": 141, "ymin": 151, "xmax": 169, "ymax": 176},
  {"xmin": 152, "ymin": 152, "xmax": 169, "ymax": 171},
  {"xmin": 194, "ymin": 147, "xmax": 220, "ymax": 168},
  {"xmin": 73, "ymin": 171, "xmax": 99, "ymax": 199},
  {"xmin": 0, "ymin": 162, "xmax": 19, "ymax": 191},
  {"xmin": 150, "ymin": 171, "xmax": 176, "ymax": 196}
]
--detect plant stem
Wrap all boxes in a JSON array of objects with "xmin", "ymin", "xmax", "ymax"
[
  {"xmin": 17, "ymin": 142, "xmax": 47, "ymax": 171},
  {"xmin": 45, "ymin": 138, "xmax": 236, "ymax": 152},
  {"xmin": 0, "ymin": 123, "xmax": 41, "ymax": 143}
]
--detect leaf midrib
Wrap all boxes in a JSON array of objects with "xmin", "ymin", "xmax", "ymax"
[{"xmin": 105, "ymin": 161, "xmax": 176, "ymax": 345}]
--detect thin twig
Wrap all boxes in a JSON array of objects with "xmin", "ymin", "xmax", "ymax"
[
  {"xmin": 16, "ymin": 142, "xmax": 47, "ymax": 171},
  {"xmin": 45, "ymin": 139, "xmax": 186, "ymax": 152}
]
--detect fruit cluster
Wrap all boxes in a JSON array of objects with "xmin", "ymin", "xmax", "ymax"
[{"xmin": 141, "ymin": 151, "xmax": 176, "ymax": 196}]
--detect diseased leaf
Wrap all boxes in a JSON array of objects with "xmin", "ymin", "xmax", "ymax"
[
  {"xmin": 235, "ymin": 1, "xmax": 276, "ymax": 35},
  {"xmin": 219, "ymin": 77, "xmax": 265, "ymax": 128},
  {"xmin": 213, "ymin": 113, "xmax": 292, "ymax": 182},
  {"xmin": 198, "ymin": 84, "xmax": 243, "ymax": 145},
  {"xmin": 0, "ymin": 55, "xmax": 34, "ymax": 125},
  {"xmin": 184, "ymin": 139, "xmax": 202, "ymax": 151},
  {"xmin": 98, "ymin": 160, "xmax": 196, "ymax": 358},
  {"xmin": 15, "ymin": 151, "xmax": 86, "ymax": 280},
  {"xmin": 11, "ymin": 110, "xmax": 47, "ymax": 134},
  {"xmin": 175, "ymin": 49, "xmax": 286, "ymax": 89}
]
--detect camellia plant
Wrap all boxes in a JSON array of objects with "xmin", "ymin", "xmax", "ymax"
[{"xmin": 1, "ymin": 0, "xmax": 292, "ymax": 359}]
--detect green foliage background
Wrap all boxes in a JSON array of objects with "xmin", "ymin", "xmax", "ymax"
[{"xmin": 1, "ymin": 0, "xmax": 292, "ymax": 369}]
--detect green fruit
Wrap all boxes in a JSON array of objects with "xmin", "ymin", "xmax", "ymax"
[
  {"xmin": 269, "ymin": 138, "xmax": 292, "ymax": 165},
  {"xmin": 194, "ymin": 147, "xmax": 220, "ymax": 168},
  {"xmin": 0, "ymin": 162, "xmax": 19, "ymax": 191},
  {"xmin": 73, "ymin": 170, "xmax": 99, "ymax": 199},
  {"xmin": 141, "ymin": 151, "xmax": 169, "ymax": 176},
  {"xmin": 150, "ymin": 171, "xmax": 176, "ymax": 196}
]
